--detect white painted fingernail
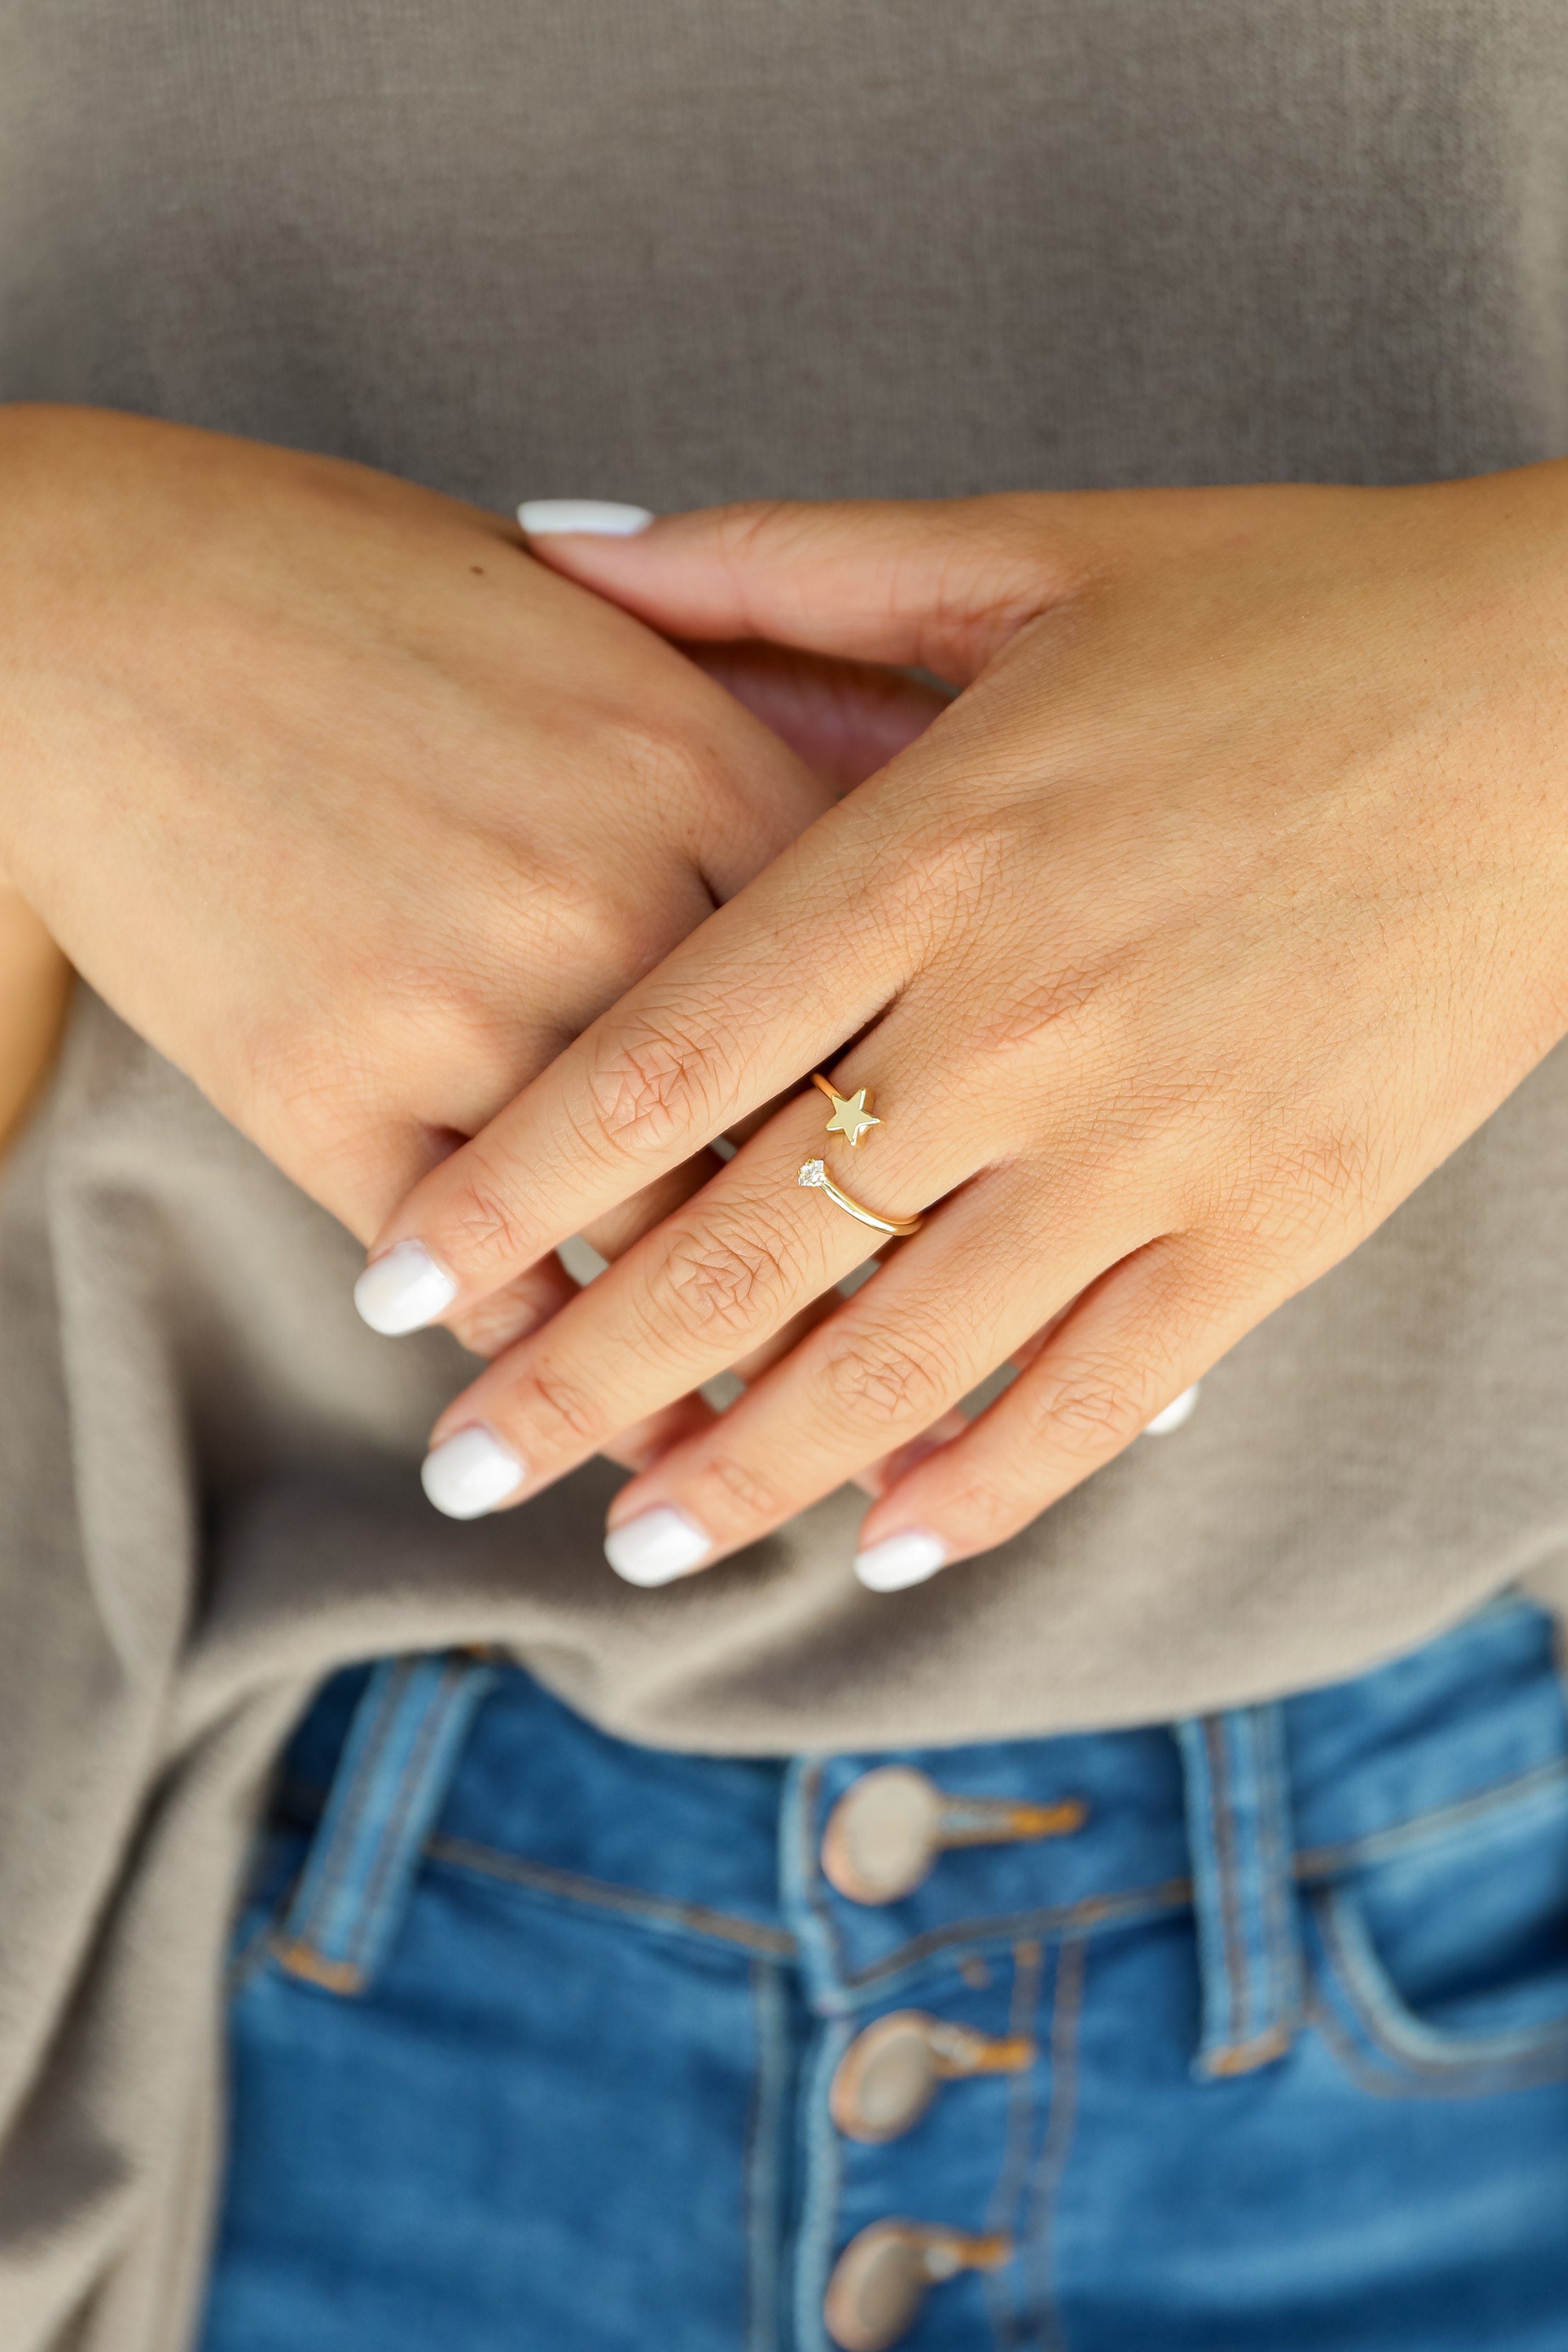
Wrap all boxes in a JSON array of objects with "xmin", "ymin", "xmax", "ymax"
[
  {"xmin": 517, "ymin": 499, "xmax": 654, "ymax": 538},
  {"xmin": 421, "ymin": 1426, "xmax": 526, "ymax": 1518},
  {"xmin": 354, "ymin": 1240, "xmax": 458, "ymax": 1336},
  {"xmin": 1144, "ymin": 1382, "xmax": 1201, "ymax": 1436},
  {"xmin": 853, "ymin": 1530, "xmax": 949, "ymax": 1593},
  {"xmin": 604, "ymin": 1506, "xmax": 712, "ymax": 1586}
]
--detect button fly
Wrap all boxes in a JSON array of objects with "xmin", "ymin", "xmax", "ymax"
[
  {"xmin": 823, "ymin": 2222, "xmax": 1011, "ymax": 2351},
  {"xmin": 829, "ymin": 2009, "xmax": 1037, "ymax": 2142},
  {"xmin": 821, "ymin": 1765, "xmax": 1086, "ymax": 1904}
]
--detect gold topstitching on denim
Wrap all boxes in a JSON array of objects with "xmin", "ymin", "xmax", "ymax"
[
  {"xmin": 268, "ymin": 1750, "xmax": 1568, "ymax": 1992},
  {"xmin": 1021, "ymin": 1933, "xmax": 1087, "ymax": 2352},
  {"xmin": 425, "ymin": 1831, "xmax": 797, "ymax": 1957},
  {"xmin": 1306, "ymin": 1981, "xmax": 1568, "ymax": 2101},
  {"xmin": 1309, "ymin": 1885, "xmax": 1568, "ymax": 2095},
  {"xmin": 1294, "ymin": 1755, "xmax": 1568, "ymax": 1882},
  {"xmin": 986, "ymin": 1941, "xmax": 1045, "ymax": 2352}
]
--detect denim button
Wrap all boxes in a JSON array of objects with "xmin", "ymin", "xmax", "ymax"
[
  {"xmin": 822, "ymin": 1767, "xmax": 943, "ymax": 1903},
  {"xmin": 829, "ymin": 2010, "xmax": 1037, "ymax": 2142},
  {"xmin": 821, "ymin": 1764, "xmax": 1089, "ymax": 1906},
  {"xmin": 824, "ymin": 2223, "xmax": 1012, "ymax": 2350}
]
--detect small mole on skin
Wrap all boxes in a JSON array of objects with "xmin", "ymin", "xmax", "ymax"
[{"xmin": 471, "ymin": 564, "xmax": 485, "ymax": 576}]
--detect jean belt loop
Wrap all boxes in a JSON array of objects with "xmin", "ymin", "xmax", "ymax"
[
  {"xmin": 1173, "ymin": 1703, "xmax": 1303, "ymax": 2080},
  {"xmin": 272, "ymin": 1651, "xmax": 500, "ymax": 1998}
]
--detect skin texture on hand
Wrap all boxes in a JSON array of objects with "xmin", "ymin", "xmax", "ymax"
[
  {"xmin": 0, "ymin": 406, "xmax": 940, "ymax": 1401},
  {"xmin": 364, "ymin": 472, "xmax": 1568, "ymax": 1582}
]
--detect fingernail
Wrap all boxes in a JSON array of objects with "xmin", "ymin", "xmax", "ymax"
[
  {"xmin": 604, "ymin": 1505, "xmax": 711, "ymax": 1586},
  {"xmin": 1144, "ymin": 1382, "xmax": 1201, "ymax": 1436},
  {"xmin": 354, "ymin": 1240, "xmax": 458, "ymax": 1336},
  {"xmin": 517, "ymin": 499, "xmax": 654, "ymax": 538},
  {"xmin": 421, "ymin": 1426, "xmax": 527, "ymax": 1518},
  {"xmin": 853, "ymin": 1530, "xmax": 949, "ymax": 1593}
]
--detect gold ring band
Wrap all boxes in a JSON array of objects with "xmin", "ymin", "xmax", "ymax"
[{"xmin": 797, "ymin": 1157, "xmax": 924, "ymax": 1237}]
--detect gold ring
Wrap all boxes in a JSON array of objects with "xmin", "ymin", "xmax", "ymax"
[
  {"xmin": 811, "ymin": 1072, "xmax": 882, "ymax": 1149},
  {"xmin": 797, "ymin": 1156, "xmax": 924, "ymax": 1237}
]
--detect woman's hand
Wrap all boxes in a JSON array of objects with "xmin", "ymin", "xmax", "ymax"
[
  {"xmin": 0, "ymin": 408, "xmax": 939, "ymax": 1377},
  {"xmin": 356, "ymin": 477, "xmax": 1568, "ymax": 1575}
]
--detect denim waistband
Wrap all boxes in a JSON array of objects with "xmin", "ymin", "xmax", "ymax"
[{"xmin": 270, "ymin": 1595, "xmax": 1566, "ymax": 2083}]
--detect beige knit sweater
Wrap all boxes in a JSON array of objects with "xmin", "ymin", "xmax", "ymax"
[{"xmin": 5, "ymin": 2, "xmax": 1568, "ymax": 2343}]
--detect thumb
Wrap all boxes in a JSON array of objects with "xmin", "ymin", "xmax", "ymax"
[{"xmin": 516, "ymin": 495, "xmax": 1077, "ymax": 686}]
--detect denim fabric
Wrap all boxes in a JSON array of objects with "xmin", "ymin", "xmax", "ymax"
[{"xmin": 200, "ymin": 1598, "xmax": 1568, "ymax": 2350}]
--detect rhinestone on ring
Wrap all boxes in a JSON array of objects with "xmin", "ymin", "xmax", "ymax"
[{"xmin": 797, "ymin": 1157, "xmax": 922, "ymax": 1239}]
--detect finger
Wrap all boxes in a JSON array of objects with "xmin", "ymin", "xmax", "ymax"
[
  {"xmin": 591, "ymin": 1165, "xmax": 1157, "ymax": 1583},
  {"xmin": 534, "ymin": 1154, "xmax": 732, "ymax": 1461},
  {"xmin": 444, "ymin": 1252, "xmax": 581, "ymax": 1359},
  {"xmin": 683, "ymin": 641, "xmax": 950, "ymax": 791},
  {"xmin": 847, "ymin": 1238, "xmax": 1254, "ymax": 1590},
  {"xmin": 520, "ymin": 497, "xmax": 1079, "ymax": 683},
  {"xmin": 444, "ymin": 1195, "xmax": 739, "ymax": 1363},
  {"xmin": 410, "ymin": 1057, "xmax": 995, "ymax": 1526},
  {"xmin": 355, "ymin": 778, "xmax": 932, "ymax": 1327},
  {"xmin": 597, "ymin": 1389, "xmax": 718, "ymax": 1475},
  {"xmin": 423, "ymin": 1138, "xmax": 801, "ymax": 1482},
  {"xmin": 845, "ymin": 1295, "xmax": 1078, "ymax": 1495},
  {"xmin": 576, "ymin": 1146, "xmax": 727, "ymax": 1264},
  {"xmin": 597, "ymin": 1271, "xmax": 863, "ymax": 1479},
  {"xmin": 426, "ymin": 1151, "xmax": 734, "ymax": 1466},
  {"xmin": 601, "ymin": 1250, "xmax": 891, "ymax": 1483},
  {"xmin": 851, "ymin": 1405, "xmax": 971, "ymax": 1500}
]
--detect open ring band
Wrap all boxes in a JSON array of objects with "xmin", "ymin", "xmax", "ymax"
[{"xmin": 797, "ymin": 1157, "xmax": 924, "ymax": 1238}]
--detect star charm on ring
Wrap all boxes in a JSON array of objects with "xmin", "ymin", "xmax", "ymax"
[{"xmin": 812, "ymin": 1075, "xmax": 882, "ymax": 1149}]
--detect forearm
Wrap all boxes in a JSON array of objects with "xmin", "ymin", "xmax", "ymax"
[{"xmin": 0, "ymin": 886, "xmax": 70, "ymax": 1165}]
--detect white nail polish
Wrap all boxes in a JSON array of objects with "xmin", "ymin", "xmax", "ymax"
[
  {"xmin": 421, "ymin": 1426, "xmax": 526, "ymax": 1519},
  {"xmin": 354, "ymin": 1240, "xmax": 458, "ymax": 1336},
  {"xmin": 517, "ymin": 499, "xmax": 654, "ymax": 538},
  {"xmin": 604, "ymin": 1506, "xmax": 711, "ymax": 1586},
  {"xmin": 1144, "ymin": 1382, "xmax": 1201, "ymax": 1436},
  {"xmin": 853, "ymin": 1530, "xmax": 949, "ymax": 1593}
]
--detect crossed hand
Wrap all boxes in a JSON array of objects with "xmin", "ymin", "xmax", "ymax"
[
  {"xmin": 7, "ymin": 407, "xmax": 1567, "ymax": 1592},
  {"xmin": 363, "ymin": 473, "xmax": 1568, "ymax": 1590}
]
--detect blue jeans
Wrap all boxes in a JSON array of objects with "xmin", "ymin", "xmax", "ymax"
[{"xmin": 199, "ymin": 1598, "xmax": 1568, "ymax": 2350}]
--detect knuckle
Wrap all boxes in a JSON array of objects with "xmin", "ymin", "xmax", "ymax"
[
  {"xmin": 446, "ymin": 1268, "xmax": 564, "ymax": 1360},
  {"xmin": 819, "ymin": 1327, "xmax": 954, "ymax": 1431},
  {"xmin": 653, "ymin": 1212, "xmax": 802, "ymax": 1345},
  {"xmin": 711, "ymin": 499, "xmax": 803, "ymax": 589},
  {"xmin": 244, "ymin": 1017, "xmax": 386, "ymax": 1158},
  {"xmin": 934, "ymin": 1475, "xmax": 1027, "ymax": 1551},
  {"xmin": 438, "ymin": 1159, "xmax": 535, "ymax": 1276},
  {"xmin": 700, "ymin": 1451, "xmax": 793, "ymax": 1527},
  {"xmin": 581, "ymin": 1010, "xmax": 735, "ymax": 1160},
  {"xmin": 509, "ymin": 1363, "xmax": 604, "ymax": 1451},
  {"xmin": 884, "ymin": 806, "xmax": 1006, "ymax": 910},
  {"xmin": 974, "ymin": 963, "xmax": 1122, "ymax": 1064},
  {"xmin": 494, "ymin": 852, "xmax": 647, "ymax": 980},
  {"xmin": 613, "ymin": 710, "xmax": 733, "ymax": 825},
  {"xmin": 1021, "ymin": 1359, "xmax": 1145, "ymax": 1459}
]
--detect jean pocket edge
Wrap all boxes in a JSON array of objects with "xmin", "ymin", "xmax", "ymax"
[{"xmin": 1308, "ymin": 1884, "xmax": 1568, "ymax": 2099}]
